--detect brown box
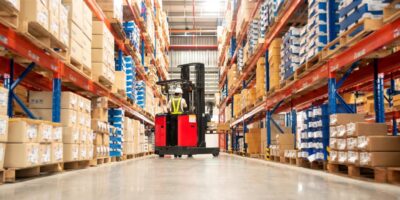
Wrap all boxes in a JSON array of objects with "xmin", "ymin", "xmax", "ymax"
[
  {"xmin": 0, "ymin": 115, "xmax": 8, "ymax": 142},
  {"xmin": 346, "ymin": 151, "xmax": 359, "ymax": 165},
  {"xmin": 245, "ymin": 128, "xmax": 261, "ymax": 154},
  {"xmin": 52, "ymin": 125, "xmax": 63, "ymax": 142},
  {"xmin": 31, "ymin": 108, "xmax": 77, "ymax": 127},
  {"xmin": 40, "ymin": 144, "xmax": 52, "ymax": 165},
  {"xmin": 338, "ymin": 151, "xmax": 347, "ymax": 164},
  {"xmin": 358, "ymin": 136, "xmax": 400, "ymax": 151},
  {"xmin": 62, "ymin": 126, "xmax": 80, "ymax": 144},
  {"xmin": 217, "ymin": 123, "xmax": 230, "ymax": 131},
  {"xmin": 0, "ymin": 143, "xmax": 5, "ymax": 169},
  {"xmin": 28, "ymin": 91, "xmax": 78, "ymax": 110},
  {"xmin": 93, "ymin": 132, "xmax": 103, "ymax": 145},
  {"xmin": 346, "ymin": 137, "xmax": 357, "ymax": 150},
  {"xmin": 277, "ymin": 133, "xmax": 294, "ymax": 146},
  {"xmin": 63, "ymin": 144, "xmax": 79, "ymax": 162},
  {"xmin": 4, "ymin": 143, "xmax": 40, "ymax": 168},
  {"xmin": 38, "ymin": 122, "xmax": 53, "ymax": 143},
  {"xmin": 79, "ymin": 144, "xmax": 87, "ymax": 160},
  {"xmin": 62, "ymin": 0, "xmax": 83, "ymax": 25},
  {"xmin": 0, "ymin": 87, "xmax": 8, "ymax": 115},
  {"xmin": 360, "ymin": 152, "xmax": 400, "ymax": 167},
  {"xmin": 20, "ymin": 0, "xmax": 49, "ymax": 31},
  {"xmin": 92, "ymin": 119, "xmax": 109, "ymax": 133},
  {"xmin": 329, "ymin": 150, "xmax": 338, "ymax": 163},
  {"xmin": 346, "ymin": 122, "xmax": 387, "ymax": 137},
  {"xmin": 330, "ymin": 114, "xmax": 365, "ymax": 126},
  {"xmin": 51, "ymin": 143, "xmax": 63, "ymax": 163},
  {"xmin": 91, "ymin": 97, "xmax": 108, "ymax": 109},
  {"xmin": 103, "ymin": 134, "xmax": 110, "ymax": 146},
  {"xmin": 8, "ymin": 119, "xmax": 38, "ymax": 143}
]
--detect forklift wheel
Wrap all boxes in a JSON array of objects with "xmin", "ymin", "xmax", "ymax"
[
  {"xmin": 158, "ymin": 154, "xmax": 164, "ymax": 158},
  {"xmin": 178, "ymin": 155, "xmax": 182, "ymax": 158},
  {"xmin": 212, "ymin": 153, "xmax": 219, "ymax": 157},
  {"xmin": 174, "ymin": 154, "xmax": 178, "ymax": 158}
]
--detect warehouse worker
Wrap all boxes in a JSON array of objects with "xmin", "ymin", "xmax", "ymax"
[{"xmin": 168, "ymin": 87, "xmax": 187, "ymax": 114}]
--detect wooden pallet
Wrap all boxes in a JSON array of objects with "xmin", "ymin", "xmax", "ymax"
[
  {"xmin": 17, "ymin": 20, "xmax": 68, "ymax": 60},
  {"xmin": 0, "ymin": 1, "xmax": 18, "ymax": 29},
  {"xmin": 282, "ymin": 157, "xmax": 297, "ymax": 165},
  {"xmin": 270, "ymin": 155, "xmax": 280, "ymax": 162},
  {"xmin": 5, "ymin": 163, "xmax": 63, "ymax": 183},
  {"xmin": 383, "ymin": 0, "xmax": 400, "ymax": 24},
  {"xmin": 93, "ymin": 74, "xmax": 113, "ymax": 90},
  {"xmin": 63, "ymin": 160, "xmax": 90, "ymax": 170},
  {"xmin": 294, "ymin": 64, "xmax": 307, "ymax": 79},
  {"xmin": 328, "ymin": 163, "xmax": 388, "ymax": 183},
  {"xmin": 280, "ymin": 75, "xmax": 297, "ymax": 89},
  {"xmin": 388, "ymin": 167, "xmax": 400, "ymax": 185},
  {"xmin": 89, "ymin": 157, "xmax": 111, "ymax": 167},
  {"xmin": 0, "ymin": 169, "xmax": 5, "ymax": 185},
  {"xmin": 322, "ymin": 18, "xmax": 383, "ymax": 60},
  {"xmin": 109, "ymin": 18, "xmax": 125, "ymax": 40}
]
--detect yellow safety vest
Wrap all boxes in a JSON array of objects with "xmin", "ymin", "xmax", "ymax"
[{"xmin": 171, "ymin": 98, "xmax": 183, "ymax": 115}]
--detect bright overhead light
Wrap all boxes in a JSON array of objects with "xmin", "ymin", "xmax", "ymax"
[{"xmin": 203, "ymin": 0, "xmax": 220, "ymax": 12}]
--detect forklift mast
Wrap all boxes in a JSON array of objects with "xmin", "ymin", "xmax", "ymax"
[{"xmin": 178, "ymin": 63, "xmax": 206, "ymax": 147}]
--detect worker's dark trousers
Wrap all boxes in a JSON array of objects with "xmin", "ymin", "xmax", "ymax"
[{"xmin": 167, "ymin": 114, "xmax": 178, "ymax": 146}]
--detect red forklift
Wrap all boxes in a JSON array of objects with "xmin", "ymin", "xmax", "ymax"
[{"xmin": 154, "ymin": 63, "xmax": 220, "ymax": 158}]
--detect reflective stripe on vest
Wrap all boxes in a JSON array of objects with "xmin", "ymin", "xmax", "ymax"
[{"xmin": 171, "ymin": 98, "xmax": 183, "ymax": 114}]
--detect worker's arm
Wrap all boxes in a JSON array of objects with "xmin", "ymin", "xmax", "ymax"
[
  {"xmin": 181, "ymin": 98, "xmax": 188, "ymax": 109},
  {"xmin": 167, "ymin": 99, "xmax": 172, "ymax": 112}
]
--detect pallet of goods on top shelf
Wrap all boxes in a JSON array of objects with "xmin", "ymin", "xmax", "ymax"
[
  {"xmin": 16, "ymin": 0, "xmax": 69, "ymax": 61},
  {"xmin": 96, "ymin": 0, "xmax": 124, "ymax": 30},
  {"xmin": 0, "ymin": 0, "xmax": 20, "ymax": 29},
  {"xmin": 236, "ymin": 0, "xmax": 258, "ymax": 39},
  {"xmin": 63, "ymin": 0, "xmax": 93, "ymax": 79}
]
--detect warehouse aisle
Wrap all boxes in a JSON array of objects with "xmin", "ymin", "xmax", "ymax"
[{"xmin": 0, "ymin": 155, "xmax": 399, "ymax": 200}]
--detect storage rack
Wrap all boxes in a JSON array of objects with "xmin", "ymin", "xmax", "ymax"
[
  {"xmin": 0, "ymin": 0, "xmax": 170, "ymax": 126},
  {"xmin": 218, "ymin": 0, "xmax": 400, "ymax": 153}
]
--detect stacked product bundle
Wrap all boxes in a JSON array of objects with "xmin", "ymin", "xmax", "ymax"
[
  {"xmin": 29, "ymin": 91, "xmax": 93, "ymax": 162},
  {"xmin": 259, "ymin": 0, "xmax": 285, "ymax": 38},
  {"xmin": 62, "ymin": 0, "xmax": 93, "ymax": 71},
  {"xmin": 92, "ymin": 21, "xmax": 116, "ymax": 85},
  {"xmin": 255, "ymin": 57, "xmax": 266, "ymax": 99},
  {"xmin": 329, "ymin": 113, "xmax": 365, "ymax": 164},
  {"xmin": 96, "ymin": 0, "xmax": 123, "ymax": 23},
  {"xmin": 268, "ymin": 39, "xmax": 282, "ymax": 90},
  {"xmin": 113, "ymin": 53, "xmax": 127, "ymax": 96},
  {"xmin": 280, "ymin": 27, "xmax": 301, "ymax": 83},
  {"xmin": 123, "ymin": 117, "xmax": 135, "ymax": 155},
  {"xmin": 299, "ymin": 26, "xmax": 308, "ymax": 65},
  {"xmin": 247, "ymin": 19, "xmax": 260, "ymax": 56},
  {"xmin": 0, "ymin": 88, "xmax": 8, "ymax": 169},
  {"xmin": 91, "ymin": 97, "xmax": 110, "ymax": 159},
  {"xmin": 108, "ymin": 108, "xmax": 124, "ymax": 157},
  {"xmin": 124, "ymin": 56, "xmax": 136, "ymax": 101},
  {"xmin": 339, "ymin": 0, "xmax": 389, "ymax": 34},
  {"xmin": 123, "ymin": 21, "xmax": 141, "ymax": 51},
  {"xmin": 135, "ymin": 81, "xmax": 146, "ymax": 109},
  {"xmin": 237, "ymin": 46, "xmax": 245, "ymax": 71}
]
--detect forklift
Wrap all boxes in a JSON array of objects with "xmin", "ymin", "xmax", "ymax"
[{"xmin": 154, "ymin": 63, "xmax": 220, "ymax": 158}]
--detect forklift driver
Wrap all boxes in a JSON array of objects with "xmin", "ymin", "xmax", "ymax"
[{"xmin": 167, "ymin": 87, "xmax": 188, "ymax": 114}]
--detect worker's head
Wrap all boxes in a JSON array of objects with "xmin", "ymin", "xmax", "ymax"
[{"xmin": 174, "ymin": 87, "xmax": 183, "ymax": 96}]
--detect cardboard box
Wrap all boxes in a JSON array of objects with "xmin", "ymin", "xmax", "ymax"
[
  {"xmin": 69, "ymin": 38, "xmax": 82, "ymax": 63},
  {"xmin": 91, "ymin": 97, "xmax": 108, "ymax": 109},
  {"xmin": 330, "ymin": 114, "xmax": 365, "ymax": 126},
  {"xmin": 346, "ymin": 122, "xmax": 387, "ymax": 137},
  {"xmin": 0, "ymin": 115, "xmax": 8, "ymax": 142},
  {"xmin": 38, "ymin": 122, "xmax": 53, "ymax": 143},
  {"xmin": 87, "ymin": 144, "xmax": 94, "ymax": 159},
  {"xmin": 62, "ymin": 126, "xmax": 80, "ymax": 144},
  {"xmin": 4, "ymin": 143, "xmax": 40, "ymax": 168},
  {"xmin": 346, "ymin": 137, "xmax": 357, "ymax": 150},
  {"xmin": 79, "ymin": 127, "xmax": 87, "ymax": 145},
  {"xmin": 92, "ymin": 108, "xmax": 108, "ymax": 122},
  {"xmin": 52, "ymin": 125, "xmax": 63, "ymax": 142},
  {"xmin": 49, "ymin": 12, "xmax": 59, "ymax": 39},
  {"xmin": 62, "ymin": 0, "xmax": 82, "ymax": 25},
  {"xmin": 103, "ymin": 134, "xmax": 110, "ymax": 146},
  {"xmin": 31, "ymin": 108, "xmax": 77, "ymax": 127},
  {"xmin": 63, "ymin": 144, "xmax": 79, "ymax": 162},
  {"xmin": 8, "ymin": 119, "xmax": 38, "ymax": 143},
  {"xmin": 0, "ymin": 86, "xmax": 8, "ymax": 115},
  {"xmin": 329, "ymin": 150, "xmax": 338, "ymax": 163},
  {"xmin": 336, "ymin": 138, "xmax": 346, "ymax": 150},
  {"xmin": 29, "ymin": 91, "xmax": 78, "ymax": 110},
  {"xmin": 82, "ymin": 2, "xmax": 92, "ymax": 40},
  {"xmin": 40, "ymin": 144, "xmax": 52, "ymax": 164},
  {"xmin": 277, "ymin": 133, "xmax": 294, "ymax": 146},
  {"xmin": 360, "ymin": 152, "xmax": 400, "ymax": 167},
  {"xmin": 79, "ymin": 144, "xmax": 87, "ymax": 160},
  {"xmin": 59, "ymin": 4, "xmax": 69, "ymax": 46},
  {"xmin": 51, "ymin": 143, "xmax": 63, "ymax": 163},
  {"xmin": 0, "ymin": 143, "xmax": 5, "ymax": 169},
  {"xmin": 338, "ymin": 151, "xmax": 347, "ymax": 164},
  {"xmin": 92, "ymin": 119, "xmax": 108, "ymax": 133},
  {"xmin": 346, "ymin": 151, "xmax": 359, "ymax": 165},
  {"xmin": 245, "ymin": 128, "xmax": 261, "ymax": 154},
  {"xmin": 358, "ymin": 136, "xmax": 400, "ymax": 151},
  {"xmin": 20, "ymin": 0, "xmax": 49, "ymax": 31}
]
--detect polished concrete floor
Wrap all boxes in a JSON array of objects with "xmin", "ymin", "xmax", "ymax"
[{"xmin": 0, "ymin": 154, "xmax": 399, "ymax": 200}]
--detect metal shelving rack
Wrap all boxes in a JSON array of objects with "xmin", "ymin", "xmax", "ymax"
[
  {"xmin": 0, "ymin": 0, "xmax": 171, "ymax": 126},
  {"xmin": 218, "ymin": 0, "xmax": 400, "ymax": 152}
]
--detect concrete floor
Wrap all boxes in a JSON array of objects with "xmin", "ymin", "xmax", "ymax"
[{"xmin": 0, "ymin": 154, "xmax": 400, "ymax": 200}]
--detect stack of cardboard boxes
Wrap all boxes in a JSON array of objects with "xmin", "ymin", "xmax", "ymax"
[
  {"xmin": 62, "ymin": 0, "xmax": 92, "ymax": 71},
  {"xmin": 92, "ymin": 21, "xmax": 116, "ymax": 85},
  {"xmin": 236, "ymin": 0, "xmax": 257, "ymax": 37},
  {"xmin": 256, "ymin": 57, "xmax": 266, "ymax": 99},
  {"xmin": 97, "ymin": 0, "xmax": 123, "ymax": 23},
  {"xmin": 227, "ymin": 64, "xmax": 239, "ymax": 92},
  {"xmin": 268, "ymin": 39, "xmax": 281, "ymax": 90},
  {"xmin": 91, "ymin": 97, "xmax": 110, "ymax": 158},
  {"xmin": 29, "ymin": 91, "xmax": 93, "ymax": 162},
  {"xmin": 0, "ymin": 88, "xmax": 8, "ymax": 169},
  {"xmin": 123, "ymin": 117, "xmax": 135, "ymax": 155},
  {"xmin": 329, "ymin": 113, "xmax": 400, "ymax": 167}
]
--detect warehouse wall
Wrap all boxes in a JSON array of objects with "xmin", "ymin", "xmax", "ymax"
[{"xmin": 169, "ymin": 36, "xmax": 218, "ymax": 108}]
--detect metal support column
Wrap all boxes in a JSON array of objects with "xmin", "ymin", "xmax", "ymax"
[
  {"xmin": 266, "ymin": 111, "xmax": 271, "ymax": 146},
  {"xmin": 52, "ymin": 73, "xmax": 61, "ymax": 122},
  {"xmin": 141, "ymin": 39, "xmax": 145, "ymax": 66},
  {"xmin": 328, "ymin": 73, "xmax": 337, "ymax": 114},
  {"xmin": 242, "ymin": 81, "xmax": 247, "ymax": 153},
  {"xmin": 6, "ymin": 59, "xmax": 13, "ymax": 117},
  {"xmin": 373, "ymin": 59, "xmax": 385, "ymax": 123}
]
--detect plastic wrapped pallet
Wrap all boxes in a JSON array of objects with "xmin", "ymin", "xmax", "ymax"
[
  {"xmin": 108, "ymin": 108, "xmax": 124, "ymax": 157},
  {"xmin": 280, "ymin": 27, "xmax": 301, "ymax": 83}
]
